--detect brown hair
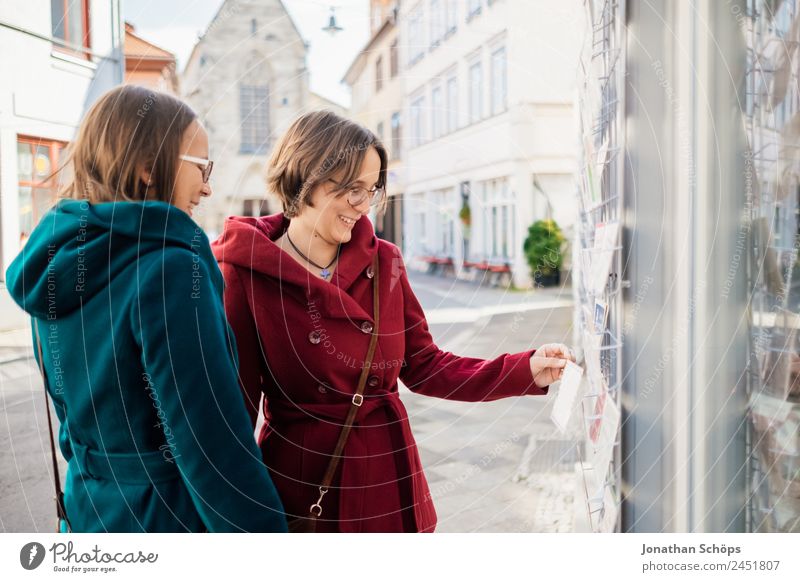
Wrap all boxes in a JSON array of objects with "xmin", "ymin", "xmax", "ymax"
[
  {"xmin": 58, "ymin": 85, "xmax": 197, "ymax": 203},
  {"xmin": 266, "ymin": 110, "xmax": 388, "ymax": 217}
]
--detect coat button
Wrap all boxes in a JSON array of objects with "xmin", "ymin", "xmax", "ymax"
[
  {"xmin": 367, "ymin": 375, "xmax": 379, "ymax": 387},
  {"xmin": 308, "ymin": 330, "xmax": 322, "ymax": 344},
  {"xmin": 365, "ymin": 265, "xmax": 375, "ymax": 279},
  {"xmin": 360, "ymin": 321, "xmax": 374, "ymax": 334},
  {"xmin": 317, "ymin": 384, "xmax": 328, "ymax": 394}
]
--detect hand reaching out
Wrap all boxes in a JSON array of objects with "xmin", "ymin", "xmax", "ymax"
[{"xmin": 529, "ymin": 343, "xmax": 576, "ymax": 387}]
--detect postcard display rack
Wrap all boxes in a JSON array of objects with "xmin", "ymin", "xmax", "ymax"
[
  {"xmin": 573, "ymin": 0, "xmax": 626, "ymax": 533},
  {"xmin": 744, "ymin": 0, "xmax": 800, "ymax": 533}
]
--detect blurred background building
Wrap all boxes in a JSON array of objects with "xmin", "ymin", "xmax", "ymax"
[
  {"xmin": 0, "ymin": 0, "xmax": 124, "ymax": 328},
  {"xmin": 180, "ymin": 0, "xmax": 348, "ymax": 238},
  {"xmin": 395, "ymin": 0, "xmax": 581, "ymax": 289},
  {"xmin": 123, "ymin": 21, "xmax": 178, "ymax": 93},
  {"xmin": 343, "ymin": 0, "xmax": 404, "ymax": 246}
]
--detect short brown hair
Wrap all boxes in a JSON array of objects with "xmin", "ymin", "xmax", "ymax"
[
  {"xmin": 266, "ymin": 110, "xmax": 388, "ymax": 217},
  {"xmin": 59, "ymin": 85, "xmax": 197, "ymax": 203}
]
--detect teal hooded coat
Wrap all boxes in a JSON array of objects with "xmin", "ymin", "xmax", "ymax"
[{"xmin": 6, "ymin": 199, "xmax": 287, "ymax": 533}]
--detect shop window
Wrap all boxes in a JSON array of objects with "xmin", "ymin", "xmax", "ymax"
[{"xmin": 17, "ymin": 137, "xmax": 66, "ymax": 245}]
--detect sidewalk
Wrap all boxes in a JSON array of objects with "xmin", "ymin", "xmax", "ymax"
[
  {"xmin": 0, "ymin": 327, "xmax": 34, "ymax": 382},
  {"xmin": 404, "ymin": 271, "xmax": 581, "ymax": 532}
]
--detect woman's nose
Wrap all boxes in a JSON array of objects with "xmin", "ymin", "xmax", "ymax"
[{"xmin": 201, "ymin": 183, "xmax": 212, "ymax": 197}]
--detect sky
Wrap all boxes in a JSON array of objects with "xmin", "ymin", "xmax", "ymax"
[{"xmin": 122, "ymin": 0, "xmax": 371, "ymax": 107}]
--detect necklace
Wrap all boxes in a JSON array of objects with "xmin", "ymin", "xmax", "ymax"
[{"xmin": 285, "ymin": 231, "xmax": 340, "ymax": 279}]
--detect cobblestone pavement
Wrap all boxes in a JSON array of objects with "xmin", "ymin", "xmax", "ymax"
[{"xmin": 403, "ymin": 271, "xmax": 581, "ymax": 533}]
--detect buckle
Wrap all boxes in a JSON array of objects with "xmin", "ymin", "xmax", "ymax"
[
  {"xmin": 352, "ymin": 393, "xmax": 364, "ymax": 406},
  {"xmin": 310, "ymin": 486, "xmax": 328, "ymax": 517}
]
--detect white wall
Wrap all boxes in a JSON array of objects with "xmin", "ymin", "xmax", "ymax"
[
  {"xmin": 399, "ymin": 0, "xmax": 582, "ymax": 287},
  {"xmin": 0, "ymin": 0, "xmax": 123, "ymax": 327}
]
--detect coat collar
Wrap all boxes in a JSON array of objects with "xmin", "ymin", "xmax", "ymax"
[{"xmin": 212, "ymin": 213, "xmax": 379, "ymax": 319}]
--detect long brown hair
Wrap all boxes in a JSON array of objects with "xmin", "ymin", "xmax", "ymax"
[
  {"xmin": 266, "ymin": 110, "xmax": 388, "ymax": 217},
  {"xmin": 59, "ymin": 85, "xmax": 197, "ymax": 203}
]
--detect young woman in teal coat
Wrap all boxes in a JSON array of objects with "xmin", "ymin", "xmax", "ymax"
[{"xmin": 5, "ymin": 85, "xmax": 287, "ymax": 533}]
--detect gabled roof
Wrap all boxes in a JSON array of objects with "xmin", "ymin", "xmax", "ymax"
[
  {"xmin": 184, "ymin": 0, "xmax": 306, "ymax": 74},
  {"xmin": 124, "ymin": 22, "xmax": 175, "ymax": 61}
]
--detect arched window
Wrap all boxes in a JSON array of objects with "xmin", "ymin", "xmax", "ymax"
[{"xmin": 239, "ymin": 52, "xmax": 271, "ymax": 154}]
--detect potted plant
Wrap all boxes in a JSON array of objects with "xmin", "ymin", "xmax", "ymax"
[
  {"xmin": 523, "ymin": 218, "xmax": 565, "ymax": 287},
  {"xmin": 458, "ymin": 202, "xmax": 471, "ymax": 227}
]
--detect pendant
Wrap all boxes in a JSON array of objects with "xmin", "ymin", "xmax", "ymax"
[{"xmin": 321, "ymin": 268, "xmax": 331, "ymax": 279}]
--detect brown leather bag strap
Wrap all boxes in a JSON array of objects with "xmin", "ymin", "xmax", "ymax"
[
  {"xmin": 33, "ymin": 319, "xmax": 71, "ymax": 532},
  {"xmin": 308, "ymin": 254, "xmax": 380, "ymax": 519}
]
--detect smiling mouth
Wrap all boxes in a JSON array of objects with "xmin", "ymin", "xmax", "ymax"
[{"xmin": 338, "ymin": 215, "xmax": 358, "ymax": 227}]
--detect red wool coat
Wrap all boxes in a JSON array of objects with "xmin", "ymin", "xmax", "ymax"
[{"xmin": 211, "ymin": 213, "xmax": 549, "ymax": 532}]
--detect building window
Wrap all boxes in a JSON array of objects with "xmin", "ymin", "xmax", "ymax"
[
  {"xmin": 467, "ymin": 0, "xmax": 482, "ymax": 20},
  {"xmin": 491, "ymin": 46, "xmax": 508, "ymax": 114},
  {"xmin": 251, "ymin": 18, "xmax": 257, "ymax": 34},
  {"xmin": 468, "ymin": 60, "xmax": 483, "ymax": 123},
  {"xmin": 51, "ymin": 0, "xmax": 90, "ymax": 58},
  {"xmin": 376, "ymin": 56, "xmax": 383, "ymax": 93},
  {"xmin": 408, "ymin": 4, "xmax": 425, "ymax": 65},
  {"xmin": 17, "ymin": 136, "xmax": 66, "ymax": 244},
  {"xmin": 410, "ymin": 95, "xmax": 427, "ymax": 147},
  {"xmin": 477, "ymin": 178, "xmax": 514, "ymax": 261},
  {"xmin": 239, "ymin": 84, "xmax": 270, "ymax": 154},
  {"xmin": 390, "ymin": 40, "xmax": 399, "ymax": 77},
  {"xmin": 430, "ymin": 188, "xmax": 455, "ymax": 256},
  {"xmin": 391, "ymin": 112, "xmax": 402, "ymax": 160},
  {"xmin": 446, "ymin": 74, "xmax": 458, "ymax": 133},
  {"xmin": 430, "ymin": 0, "xmax": 445, "ymax": 47},
  {"xmin": 446, "ymin": 0, "xmax": 458, "ymax": 34},
  {"xmin": 408, "ymin": 192, "xmax": 427, "ymax": 255},
  {"xmin": 431, "ymin": 85, "xmax": 443, "ymax": 139},
  {"xmin": 377, "ymin": 121, "xmax": 385, "ymax": 142}
]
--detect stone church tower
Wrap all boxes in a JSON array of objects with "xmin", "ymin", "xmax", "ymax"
[{"xmin": 181, "ymin": 0, "xmax": 346, "ymax": 236}]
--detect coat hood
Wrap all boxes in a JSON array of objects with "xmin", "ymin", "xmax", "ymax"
[
  {"xmin": 6, "ymin": 199, "xmax": 215, "ymax": 319},
  {"xmin": 211, "ymin": 213, "xmax": 378, "ymax": 292}
]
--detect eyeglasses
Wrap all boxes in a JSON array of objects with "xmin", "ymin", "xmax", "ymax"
[
  {"xmin": 328, "ymin": 179, "xmax": 386, "ymax": 207},
  {"xmin": 179, "ymin": 154, "xmax": 214, "ymax": 183}
]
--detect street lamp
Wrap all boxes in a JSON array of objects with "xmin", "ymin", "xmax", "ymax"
[{"xmin": 322, "ymin": 6, "xmax": 343, "ymax": 35}]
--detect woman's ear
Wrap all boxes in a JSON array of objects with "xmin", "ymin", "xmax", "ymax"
[{"xmin": 137, "ymin": 163, "xmax": 153, "ymax": 188}]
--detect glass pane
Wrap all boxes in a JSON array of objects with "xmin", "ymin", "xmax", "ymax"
[
  {"xmin": 67, "ymin": 1, "xmax": 85, "ymax": 47},
  {"xmin": 33, "ymin": 144, "xmax": 52, "ymax": 182},
  {"xmin": 491, "ymin": 207, "xmax": 498, "ymax": 257},
  {"xmin": 17, "ymin": 142, "xmax": 32, "ymax": 182},
  {"xmin": 33, "ymin": 187, "xmax": 56, "ymax": 223},
  {"xmin": 18, "ymin": 186, "xmax": 32, "ymax": 244},
  {"xmin": 501, "ymin": 206, "xmax": 508, "ymax": 258},
  {"xmin": 51, "ymin": 0, "xmax": 65, "ymax": 40},
  {"xmin": 747, "ymin": 0, "xmax": 800, "ymax": 533}
]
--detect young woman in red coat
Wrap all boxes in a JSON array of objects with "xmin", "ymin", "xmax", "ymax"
[{"xmin": 212, "ymin": 110, "xmax": 575, "ymax": 532}]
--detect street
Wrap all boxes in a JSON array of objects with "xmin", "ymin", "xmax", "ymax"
[{"xmin": 0, "ymin": 271, "xmax": 579, "ymax": 533}]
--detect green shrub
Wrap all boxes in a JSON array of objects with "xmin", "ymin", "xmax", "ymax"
[{"xmin": 523, "ymin": 219, "xmax": 565, "ymax": 277}]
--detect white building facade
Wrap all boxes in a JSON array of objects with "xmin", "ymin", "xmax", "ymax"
[
  {"xmin": 343, "ymin": 1, "xmax": 405, "ymax": 246},
  {"xmin": 181, "ymin": 0, "xmax": 347, "ymax": 238},
  {"xmin": 399, "ymin": 0, "xmax": 582, "ymax": 288},
  {"xmin": 0, "ymin": 0, "xmax": 124, "ymax": 328}
]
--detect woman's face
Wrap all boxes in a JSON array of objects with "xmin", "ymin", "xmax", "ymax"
[
  {"xmin": 173, "ymin": 120, "xmax": 212, "ymax": 217},
  {"xmin": 296, "ymin": 146, "xmax": 382, "ymax": 244}
]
